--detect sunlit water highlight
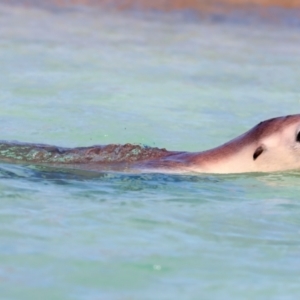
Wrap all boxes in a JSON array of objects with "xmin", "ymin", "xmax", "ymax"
[{"xmin": 1, "ymin": 3, "xmax": 300, "ymax": 300}]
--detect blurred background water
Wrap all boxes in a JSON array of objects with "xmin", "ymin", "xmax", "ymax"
[{"xmin": 0, "ymin": 2, "xmax": 300, "ymax": 299}]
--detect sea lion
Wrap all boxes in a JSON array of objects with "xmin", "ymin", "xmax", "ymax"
[{"xmin": 0, "ymin": 114, "xmax": 300, "ymax": 174}]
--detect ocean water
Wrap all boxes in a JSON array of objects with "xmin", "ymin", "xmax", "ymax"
[{"xmin": 1, "ymin": 3, "xmax": 300, "ymax": 299}]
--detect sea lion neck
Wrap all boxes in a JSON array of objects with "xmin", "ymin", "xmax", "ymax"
[
  {"xmin": 162, "ymin": 131, "xmax": 256, "ymax": 173},
  {"xmin": 154, "ymin": 137, "xmax": 246, "ymax": 173}
]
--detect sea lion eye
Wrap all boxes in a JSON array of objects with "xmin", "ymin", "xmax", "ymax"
[
  {"xmin": 253, "ymin": 146, "xmax": 264, "ymax": 160},
  {"xmin": 297, "ymin": 132, "xmax": 300, "ymax": 142}
]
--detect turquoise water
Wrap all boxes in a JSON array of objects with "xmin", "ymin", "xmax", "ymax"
[{"xmin": 1, "ymin": 3, "xmax": 300, "ymax": 299}]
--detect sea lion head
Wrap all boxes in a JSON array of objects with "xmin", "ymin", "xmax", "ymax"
[
  {"xmin": 195, "ymin": 114, "xmax": 300, "ymax": 174},
  {"xmin": 247, "ymin": 114, "xmax": 300, "ymax": 173}
]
